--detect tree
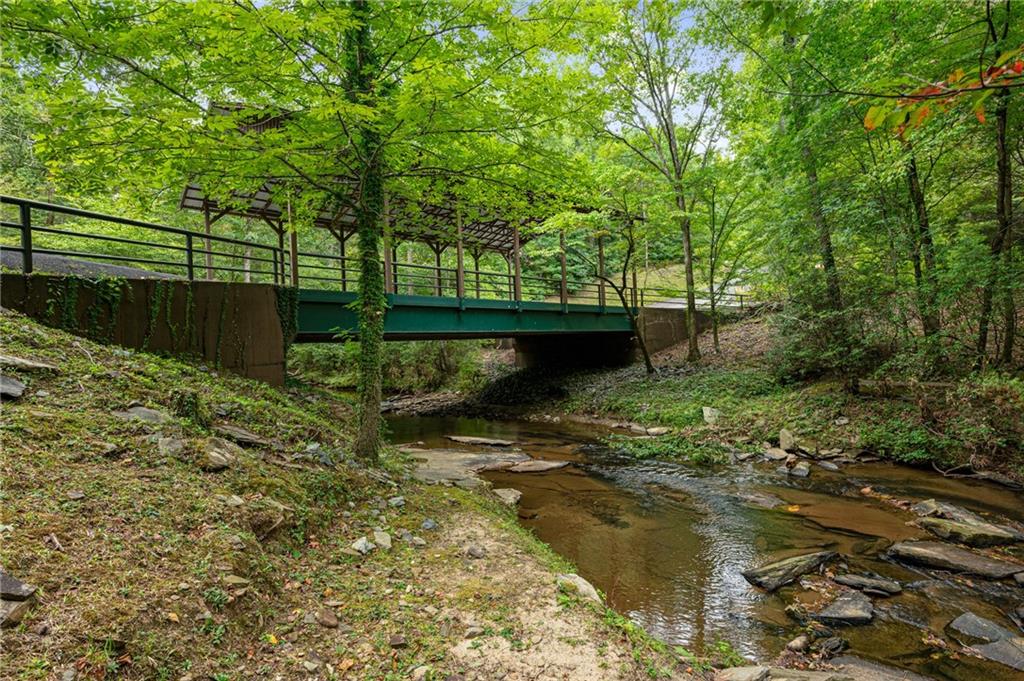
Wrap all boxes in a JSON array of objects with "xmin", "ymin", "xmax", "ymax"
[
  {"xmin": 4, "ymin": 0, "xmax": 601, "ymax": 458},
  {"xmin": 594, "ymin": 0, "xmax": 726, "ymax": 362}
]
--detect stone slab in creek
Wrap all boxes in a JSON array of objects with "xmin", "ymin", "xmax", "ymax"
[
  {"xmin": 888, "ymin": 541, "xmax": 1024, "ymax": 579},
  {"xmin": 742, "ymin": 551, "xmax": 837, "ymax": 592},
  {"xmin": 814, "ymin": 590, "xmax": 873, "ymax": 625},
  {"xmin": 917, "ymin": 516, "xmax": 1020, "ymax": 547},
  {"xmin": 506, "ymin": 459, "xmax": 570, "ymax": 473},
  {"xmin": 445, "ymin": 435, "xmax": 515, "ymax": 447},
  {"xmin": 405, "ymin": 446, "xmax": 530, "ymax": 487},
  {"xmin": 833, "ymin": 573, "xmax": 901, "ymax": 595},
  {"xmin": 948, "ymin": 612, "xmax": 1016, "ymax": 643}
]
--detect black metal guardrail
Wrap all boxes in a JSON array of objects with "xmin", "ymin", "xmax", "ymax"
[{"xmin": 0, "ymin": 195, "xmax": 750, "ymax": 309}]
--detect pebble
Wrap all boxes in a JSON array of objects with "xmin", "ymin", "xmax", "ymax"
[
  {"xmin": 389, "ymin": 634, "xmax": 407, "ymax": 648},
  {"xmin": 464, "ymin": 545, "xmax": 486, "ymax": 559},
  {"xmin": 786, "ymin": 634, "xmax": 809, "ymax": 652},
  {"xmin": 66, "ymin": 490, "xmax": 85, "ymax": 500},
  {"xmin": 387, "ymin": 496, "xmax": 405, "ymax": 508},
  {"xmin": 465, "ymin": 625, "xmax": 485, "ymax": 638},
  {"xmin": 421, "ymin": 519, "xmax": 438, "ymax": 531}
]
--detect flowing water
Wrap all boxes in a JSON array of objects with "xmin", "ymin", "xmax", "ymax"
[{"xmin": 386, "ymin": 414, "xmax": 1024, "ymax": 681}]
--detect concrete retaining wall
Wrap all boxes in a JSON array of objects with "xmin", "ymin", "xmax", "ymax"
[
  {"xmin": 1, "ymin": 273, "xmax": 291, "ymax": 385},
  {"xmin": 638, "ymin": 307, "xmax": 711, "ymax": 354}
]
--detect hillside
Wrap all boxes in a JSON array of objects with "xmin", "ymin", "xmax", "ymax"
[{"xmin": 0, "ymin": 310, "xmax": 692, "ymax": 681}]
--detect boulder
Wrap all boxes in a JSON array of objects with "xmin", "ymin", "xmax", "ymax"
[
  {"xmin": 0, "ymin": 598, "xmax": 33, "ymax": 628},
  {"xmin": 372, "ymin": 530, "xmax": 392, "ymax": 550},
  {"xmin": 815, "ymin": 591, "xmax": 873, "ymax": 625},
  {"xmin": 833, "ymin": 574, "xmax": 901, "ymax": 595},
  {"xmin": 818, "ymin": 461, "xmax": 841, "ymax": 472},
  {"xmin": 918, "ymin": 516, "xmax": 1020, "ymax": 547},
  {"xmin": 493, "ymin": 488, "xmax": 522, "ymax": 506},
  {"xmin": 889, "ymin": 541, "xmax": 1024, "ymax": 578},
  {"xmin": 742, "ymin": 551, "xmax": 836, "ymax": 592},
  {"xmin": 702, "ymin": 407, "xmax": 721, "ymax": 425},
  {"xmin": 779, "ymin": 428, "xmax": 797, "ymax": 452},
  {"xmin": 315, "ymin": 607, "xmax": 339, "ymax": 628},
  {"xmin": 202, "ymin": 437, "xmax": 242, "ymax": 471},
  {"xmin": 0, "ymin": 571, "xmax": 36, "ymax": 601},
  {"xmin": 351, "ymin": 537, "xmax": 375, "ymax": 554},
  {"xmin": 158, "ymin": 437, "xmax": 186, "ymax": 458},
  {"xmin": 556, "ymin": 573, "xmax": 602, "ymax": 603},
  {"xmin": 790, "ymin": 461, "xmax": 811, "ymax": 478},
  {"xmin": 506, "ymin": 460, "xmax": 569, "ymax": 473},
  {"xmin": 0, "ymin": 375, "xmax": 26, "ymax": 400},
  {"xmin": 445, "ymin": 435, "xmax": 514, "ymax": 447},
  {"xmin": 764, "ymin": 447, "xmax": 789, "ymax": 461}
]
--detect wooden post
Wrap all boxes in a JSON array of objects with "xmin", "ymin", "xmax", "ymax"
[
  {"xmin": 391, "ymin": 244, "xmax": 399, "ymax": 292},
  {"xmin": 288, "ymin": 200, "xmax": 299, "ymax": 287},
  {"xmin": 512, "ymin": 223, "xmax": 522, "ymax": 303},
  {"xmin": 433, "ymin": 244, "xmax": 443, "ymax": 296},
  {"xmin": 559, "ymin": 230, "xmax": 568, "ymax": 310},
  {"xmin": 472, "ymin": 251, "xmax": 481, "ymax": 298},
  {"xmin": 597, "ymin": 236, "xmax": 606, "ymax": 308},
  {"xmin": 405, "ymin": 246, "xmax": 415, "ymax": 294},
  {"xmin": 19, "ymin": 203, "xmax": 32, "ymax": 274},
  {"xmin": 277, "ymin": 227, "xmax": 285, "ymax": 286},
  {"xmin": 505, "ymin": 256, "xmax": 513, "ymax": 300},
  {"xmin": 455, "ymin": 206, "xmax": 465, "ymax": 299},
  {"xmin": 203, "ymin": 201, "xmax": 214, "ymax": 279},
  {"xmin": 339, "ymin": 235, "xmax": 347, "ymax": 291},
  {"xmin": 383, "ymin": 193, "xmax": 394, "ymax": 294}
]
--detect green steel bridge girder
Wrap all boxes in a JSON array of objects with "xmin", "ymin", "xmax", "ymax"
[{"xmin": 295, "ymin": 289, "xmax": 635, "ymax": 341}]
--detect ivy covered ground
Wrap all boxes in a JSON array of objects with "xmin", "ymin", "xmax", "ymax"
[{"xmin": 0, "ymin": 310, "xmax": 701, "ymax": 681}]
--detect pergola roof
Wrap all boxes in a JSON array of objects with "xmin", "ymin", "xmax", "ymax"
[{"xmin": 180, "ymin": 182, "xmax": 532, "ymax": 254}]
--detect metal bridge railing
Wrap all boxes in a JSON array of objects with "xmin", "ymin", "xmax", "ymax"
[{"xmin": 1, "ymin": 195, "xmax": 750, "ymax": 312}]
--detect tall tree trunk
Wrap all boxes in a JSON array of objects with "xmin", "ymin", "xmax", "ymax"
[
  {"xmin": 802, "ymin": 144, "xmax": 842, "ymax": 311},
  {"xmin": 347, "ymin": 0, "xmax": 385, "ymax": 461},
  {"xmin": 675, "ymin": 189, "xmax": 700, "ymax": 362},
  {"xmin": 904, "ymin": 147, "xmax": 941, "ymax": 342},
  {"xmin": 976, "ymin": 87, "xmax": 1013, "ymax": 367}
]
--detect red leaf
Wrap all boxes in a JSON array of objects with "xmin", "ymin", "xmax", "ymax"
[
  {"xmin": 1014, "ymin": 60, "xmax": 1023, "ymax": 74},
  {"xmin": 976, "ymin": 108, "xmax": 986, "ymax": 124}
]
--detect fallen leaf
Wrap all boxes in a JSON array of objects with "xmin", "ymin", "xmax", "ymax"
[
  {"xmin": 787, "ymin": 505, "xmax": 800, "ymax": 513},
  {"xmin": 166, "ymin": 612, "xmax": 179, "ymax": 623}
]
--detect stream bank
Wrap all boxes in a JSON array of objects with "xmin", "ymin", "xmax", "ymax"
[{"xmin": 390, "ymin": 412, "xmax": 1024, "ymax": 681}]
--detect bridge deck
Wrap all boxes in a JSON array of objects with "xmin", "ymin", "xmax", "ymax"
[{"xmin": 297, "ymin": 289, "xmax": 633, "ymax": 341}]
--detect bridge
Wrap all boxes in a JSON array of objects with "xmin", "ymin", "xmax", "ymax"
[{"xmin": 0, "ymin": 195, "xmax": 739, "ymax": 383}]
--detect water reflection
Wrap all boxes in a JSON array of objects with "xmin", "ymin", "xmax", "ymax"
[{"xmin": 386, "ymin": 414, "xmax": 1024, "ymax": 680}]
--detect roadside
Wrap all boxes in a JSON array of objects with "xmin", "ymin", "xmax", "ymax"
[{"xmin": 0, "ymin": 309, "xmax": 695, "ymax": 680}]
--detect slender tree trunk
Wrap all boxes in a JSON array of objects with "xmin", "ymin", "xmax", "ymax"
[
  {"xmin": 904, "ymin": 147, "xmax": 941, "ymax": 342},
  {"xmin": 977, "ymin": 87, "xmax": 1013, "ymax": 367},
  {"xmin": 802, "ymin": 144, "xmax": 842, "ymax": 311},
  {"xmin": 675, "ymin": 189, "xmax": 700, "ymax": 361},
  {"xmin": 347, "ymin": 0, "xmax": 385, "ymax": 461},
  {"xmin": 709, "ymin": 281, "xmax": 720, "ymax": 353}
]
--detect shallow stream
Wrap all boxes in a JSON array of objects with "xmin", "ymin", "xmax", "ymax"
[{"xmin": 386, "ymin": 414, "xmax": 1024, "ymax": 680}]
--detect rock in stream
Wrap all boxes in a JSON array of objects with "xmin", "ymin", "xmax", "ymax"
[
  {"xmin": 742, "ymin": 551, "xmax": 836, "ymax": 592},
  {"xmin": 888, "ymin": 541, "xmax": 1024, "ymax": 579}
]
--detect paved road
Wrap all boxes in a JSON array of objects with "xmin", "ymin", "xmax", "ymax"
[{"xmin": 1, "ymin": 250, "xmax": 180, "ymax": 279}]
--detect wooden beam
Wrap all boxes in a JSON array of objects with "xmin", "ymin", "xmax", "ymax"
[
  {"xmin": 339, "ymin": 234, "xmax": 347, "ymax": 291},
  {"xmin": 559, "ymin": 229, "xmax": 568, "ymax": 310},
  {"xmin": 433, "ymin": 243, "xmax": 443, "ymax": 297},
  {"xmin": 455, "ymin": 205, "xmax": 465, "ymax": 299},
  {"xmin": 512, "ymin": 223, "xmax": 522, "ymax": 303},
  {"xmin": 288, "ymin": 199, "xmax": 299, "ymax": 287},
  {"xmin": 203, "ymin": 201, "xmax": 214, "ymax": 279}
]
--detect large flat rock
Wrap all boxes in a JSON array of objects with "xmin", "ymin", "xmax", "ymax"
[
  {"xmin": 405, "ymin": 446, "xmax": 530, "ymax": 486},
  {"xmin": 445, "ymin": 435, "xmax": 515, "ymax": 447},
  {"xmin": 506, "ymin": 459, "xmax": 569, "ymax": 473},
  {"xmin": 815, "ymin": 591, "xmax": 873, "ymax": 625},
  {"xmin": 918, "ymin": 516, "xmax": 1020, "ymax": 547},
  {"xmin": 742, "ymin": 551, "xmax": 836, "ymax": 592},
  {"xmin": 888, "ymin": 541, "xmax": 1024, "ymax": 578}
]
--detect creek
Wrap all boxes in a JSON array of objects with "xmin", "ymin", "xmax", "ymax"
[{"xmin": 386, "ymin": 413, "xmax": 1024, "ymax": 681}]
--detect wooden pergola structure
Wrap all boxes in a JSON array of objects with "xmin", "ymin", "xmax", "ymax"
[{"xmin": 178, "ymin": 181, "xmax": 554, "ymax": 301}]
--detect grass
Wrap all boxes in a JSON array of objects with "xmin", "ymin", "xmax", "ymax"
[{"xmin": 1, "ymin": 309, "xmax": 704, "ymax": 680}]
